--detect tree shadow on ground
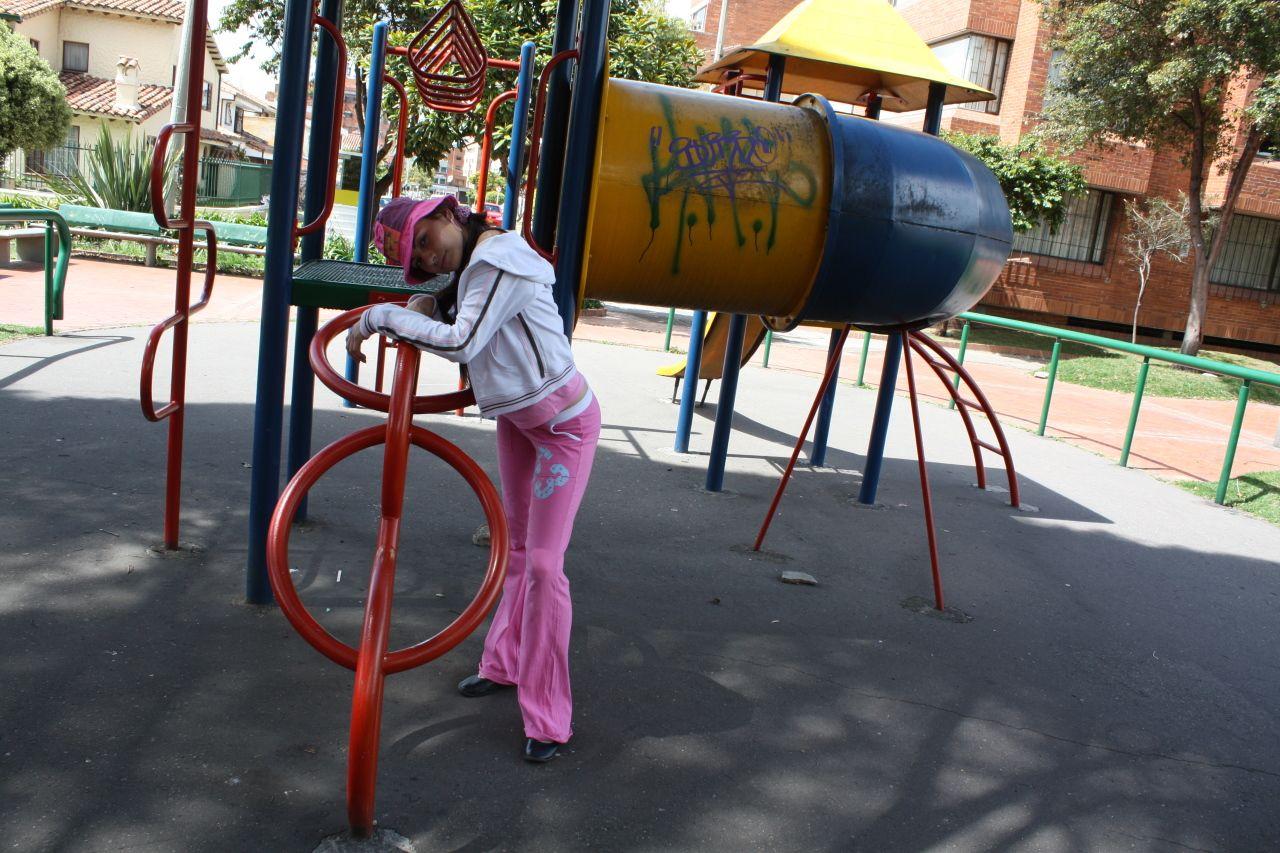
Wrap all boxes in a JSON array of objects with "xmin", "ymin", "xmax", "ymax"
[{"xmin": 1, "ymin": 384, "xmax": 1278, "ymax": 852}]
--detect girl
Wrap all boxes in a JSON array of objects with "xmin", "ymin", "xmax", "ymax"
[{"xmin": 345, "ymin": 195, "xmax": 599, "ymax": 763}]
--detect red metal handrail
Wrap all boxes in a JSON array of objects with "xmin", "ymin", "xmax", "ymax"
[
  {"xmin": 521, "ymin": 48, "xmax": 579, "ymax": 262},
  {"xmin": 475, "ymin": 88, "xmax": 517, "ymax": 211},
  {"xmin": 308, "ymin": 303, "xmax": 475, "ymax": 413},
  {"xmin": 148, "ymin": 122, "xmax": 193, "ymax": 230},
  {"xmin": 140, "ymin": 222, "xmax": 217, "ymax": 421},
  {"xmin": 383, "ymin": 73, "xmax": 409, "ymax": 198},
  {"xmin": 295, "ymin": 13, "xmax": 347, "ymax": 238}
]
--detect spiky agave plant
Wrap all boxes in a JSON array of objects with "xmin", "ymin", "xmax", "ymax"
[{"xmin": 44, "ymin": 123, "xmax": 174, "ymax": 212}]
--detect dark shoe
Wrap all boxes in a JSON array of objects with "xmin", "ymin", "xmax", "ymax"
[
  {"xmin": 523, "ymin": 738, "xmax": 559, "ymax": 763},
  {"xmin": 457, "ymin": 675, "xmax": 509, "ymax": 698}
]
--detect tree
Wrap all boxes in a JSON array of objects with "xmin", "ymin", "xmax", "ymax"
[
  {"xmin": 943, "ymin": 131, "xmax": 1086, "ymax": 233},
  {"xmin": 0, "ymin": 26, "xmax": 71, "ymax": 161},
  {"xmin": 1122, "ymin": 194, "xmax": 1193, "ymax": 343},
  {"xmin": 1040, "ymin": 0, "xmax": 1280, "ymax": 355},
  {"xmin": 220, "ymin": 0, "xmax": 702, "ymax": 176}
]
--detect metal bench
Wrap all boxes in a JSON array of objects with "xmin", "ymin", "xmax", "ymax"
[{"xmin": 59, "ymin": 204, "xmax": 269, "ymax": 265}]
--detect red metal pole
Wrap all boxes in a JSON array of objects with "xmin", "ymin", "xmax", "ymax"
[
  {"xmin": 475, "ymin": 89, "xmax": 517, "ymax": 209},
  {"xmin": 521, "ymin": 49, "xmax": 578, "ymax": 261},
  {"xmin": 901, "ymin": 332, "xmax": 945, "ymax": 611},
  {"xmin": 383, "ymin": 74, "xmax": 409, "ymax": 198},
  {"xmin": 754, "ymin": 325, "xmax": 850, "ymax": 551},
  {"xmin": 347, "ymin": 343, "xmax": 419, "ymax": 835}
]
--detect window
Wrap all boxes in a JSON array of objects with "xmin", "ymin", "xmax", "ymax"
[
  {"xmin": 1210, "ymin": 213, "xmax": 1280, "ymax": 293},
  {"xmin": 202, "ymin": 81, "xmax": 213, "ymax": 111},
  {"xmin": 689, "ymin": 3, "xmax": 708, "ymax": 32},
  {"xmin": 1013, "ymin": 189, "xmax": 1114, "ymax": 263},
  {"xmin": 932, "ymin": 34, "xmax": 1010, "ymax": 114},
  {"xmin": 1047, "ymin": 48, "xmax": 1066, "ymax": 88},
  {"xmin": 29, "ymin": 38, "xmax": 39, "ymax": 52},
  {"xmin": 222, "ymin": 102, "xmax": 234, "ymax": 125},
  {"xmin": 234, "ymin": 107, "xmax": 244, "ymax": 134},
  {"xmin": 63, "ymin": 41, "xmax": 89, "ymax": 73}
]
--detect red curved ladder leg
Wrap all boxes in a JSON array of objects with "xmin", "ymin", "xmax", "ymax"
[
  {"xmin": 905, "ymin": 334, "xmax": 987, "ymax": 490},
  {"xmin": 901, "ymin": 333, "xmax": 945, "ymax": 611},
  {"xmin": 907, "ymin": 331, "xmax": 1020, "ymax": 508},
  {"xmin": 754, "ymin": 325, "xmax": 850, "ymax": 551}
]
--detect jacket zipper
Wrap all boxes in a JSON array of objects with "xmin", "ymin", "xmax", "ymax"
[{"xmin": 517, "ymin": 313, "xmax": 546, "ymax": 378}]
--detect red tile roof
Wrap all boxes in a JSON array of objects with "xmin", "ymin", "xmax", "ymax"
[
  {"xmin": 0, "ymin": 0, "xmax": 60, "ymax": 16},
  {"xmin": 60, "ymin": 71, "xmax": 172, "ymax": 121},
  {"xmin": 0, "ymin": 0, "xmax": 183, "ymax": 20},
  {"xmin": 65, "ymin": 0, "xmax": 183, "ymax": 21},
  {"xmin": 200, "ymin": 127, "xmax": 237, "ymax": 146}
]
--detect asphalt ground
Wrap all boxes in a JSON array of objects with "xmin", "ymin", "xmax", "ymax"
[{"xmin": 1, "ymin": 324, "xmax": 1278, "ymax": 852}]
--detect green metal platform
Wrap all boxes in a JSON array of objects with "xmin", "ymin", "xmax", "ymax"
[{"xmin": 291, "ymin": 259, "xmax": 452, "ymax": 309}]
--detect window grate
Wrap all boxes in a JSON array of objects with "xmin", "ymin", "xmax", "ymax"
[
  {"xmin": 1013, "ymin": 189, "xmax": 1113, "ymax": 264},
  {"xmin": 1210, "ymin": 213, "xmax": 1280, "ymax": 292}
]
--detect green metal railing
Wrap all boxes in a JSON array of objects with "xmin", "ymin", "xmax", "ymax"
[
  {"xmin": 1, "ymin": 209, "xmax": 71, "ymax": 334},
  {"xmin": 934, "ymin": 311, "xmax": 1280, "ymax": 504}
]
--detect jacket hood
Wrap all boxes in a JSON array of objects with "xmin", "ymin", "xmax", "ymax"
[{"xmin": 470, "ymin": 231, "xmax": 557, "ymax": 286}]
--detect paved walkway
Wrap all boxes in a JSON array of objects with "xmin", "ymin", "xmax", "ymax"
[
  {"xmin": 2, "ymin": 311, "xmax": 1279, "ymax": 850},
  {"xmin": 5, "ymin": 256, "xmax": 1279, "ymax": 484}
]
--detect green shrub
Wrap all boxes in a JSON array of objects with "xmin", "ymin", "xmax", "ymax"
[{"xmin": 44, "ymin": 123, "xmax": 171, "ymax": 212}]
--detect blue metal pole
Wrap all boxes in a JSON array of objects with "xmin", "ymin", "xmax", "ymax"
[
  {"xmin": 923, "ymin": 81, "xmax": 946, "ymax": 135},
  {"xmin": 674, "ymin": 310, "xmax": 708, "ymax": 454},
  {"xmin": 811, "ymin": 327, "xmax": 843, "ymax": 467},
  {"xmin": 354, "ymin": 22, "xmax": 388, "ymax": 262},
  {"xmin": 551, "ymin": 0, "xmax": 610, "ymax": 337},
  {"xmin": 705, "ymin": 314, "xmax": 747, "ymax": 491},
  {"xmin": 246, "ymin": 0, "xmax": 315, "ymax": 604},
  {"xmin": 857, "ymin": 332, "xmax": 903, "ymax": 505},
  {"xmin": 530, "ymin": 0, "xmax": 579, "ymax": 253},
  {"xmin": 286, "ymin": 0, "xmax": 344, "ymax": 523},
  {"xmin": 703, "ymin": 53, "xmax": 787, "ymax": 491},
  {"xmin": 341, "ymin": 19, "xmax": 389, "ymax": 404},
  {"xmin": 503, "ymin": 41, "xmax": 536, "ymax": 230}
]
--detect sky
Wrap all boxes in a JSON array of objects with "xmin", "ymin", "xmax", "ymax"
[{"xmin": 207, "ymin": 0, "xmax": 278, "ymax": 99}]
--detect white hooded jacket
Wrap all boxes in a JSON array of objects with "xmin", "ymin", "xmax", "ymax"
[{"xmin": 357, "ymin": 231, "xmax": 577, "ymax": 417}]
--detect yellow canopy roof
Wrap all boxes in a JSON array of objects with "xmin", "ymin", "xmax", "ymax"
[{"xmin": 695, "ymin": 0, "xmax": 993, "ymax": 112}]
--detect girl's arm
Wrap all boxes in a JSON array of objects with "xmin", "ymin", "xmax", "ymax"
[{"xmin": 355, "ymin": 266, "xmax": 538, "ymax": 364}]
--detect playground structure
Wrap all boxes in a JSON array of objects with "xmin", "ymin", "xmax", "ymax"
[{"xmin": 133, "ymin": 0, "xmax": 1018, "ymax": 840}]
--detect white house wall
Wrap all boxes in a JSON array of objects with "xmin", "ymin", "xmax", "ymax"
[
  {"xmin": 18, "ymin": 9, "xmax": 61, "ymax": 69},
  {"xmin": 58, "ymin": 10, "xmax": 174, "ymax": 87}
]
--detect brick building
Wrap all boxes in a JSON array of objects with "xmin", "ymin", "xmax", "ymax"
[{"xmin": 681, "ymin": 0, "xmax": 1280, "ymax": 349}]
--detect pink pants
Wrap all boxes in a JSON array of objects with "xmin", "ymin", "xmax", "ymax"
[{"xmin": 477, "ymin": 388, "xmax": 600, "ymax": 743}]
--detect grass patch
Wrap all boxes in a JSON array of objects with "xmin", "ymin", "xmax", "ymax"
[
  {"xmin": 930, "ymin": 325, "xmax": 1104, "ymax": 357},
  {"xmin": 1178, "ymin": 470, "xmax": 1280, "ymax": 526},
  {"xmin": 1055, "ymin": 349, "xmax": 1280, "ymax": 405},
  {"xmin": 0, "ymin": 323, "xmax": 44, "ymax": 343}
]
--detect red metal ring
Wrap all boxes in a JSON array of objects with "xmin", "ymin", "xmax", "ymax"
[
  {"xmin": 266, "ymin": 423, "xmax": 509, "ymax": 674},
  {"xmin": 309, "ymin": 305, "xmax": 475, "ymax": 414}
]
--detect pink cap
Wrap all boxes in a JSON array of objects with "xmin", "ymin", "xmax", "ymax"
[{"xmin": 373, "ymin": 195, "xmax": 462, "ymax": 284}]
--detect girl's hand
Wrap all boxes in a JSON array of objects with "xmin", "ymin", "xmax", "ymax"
[
  {"xmin": 345, "ymin": 324, "xmax": 369, "ymax": 363},
  {"xmin": 406, "ymin": 293, "xmax": 436, "ymax": 316}
]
